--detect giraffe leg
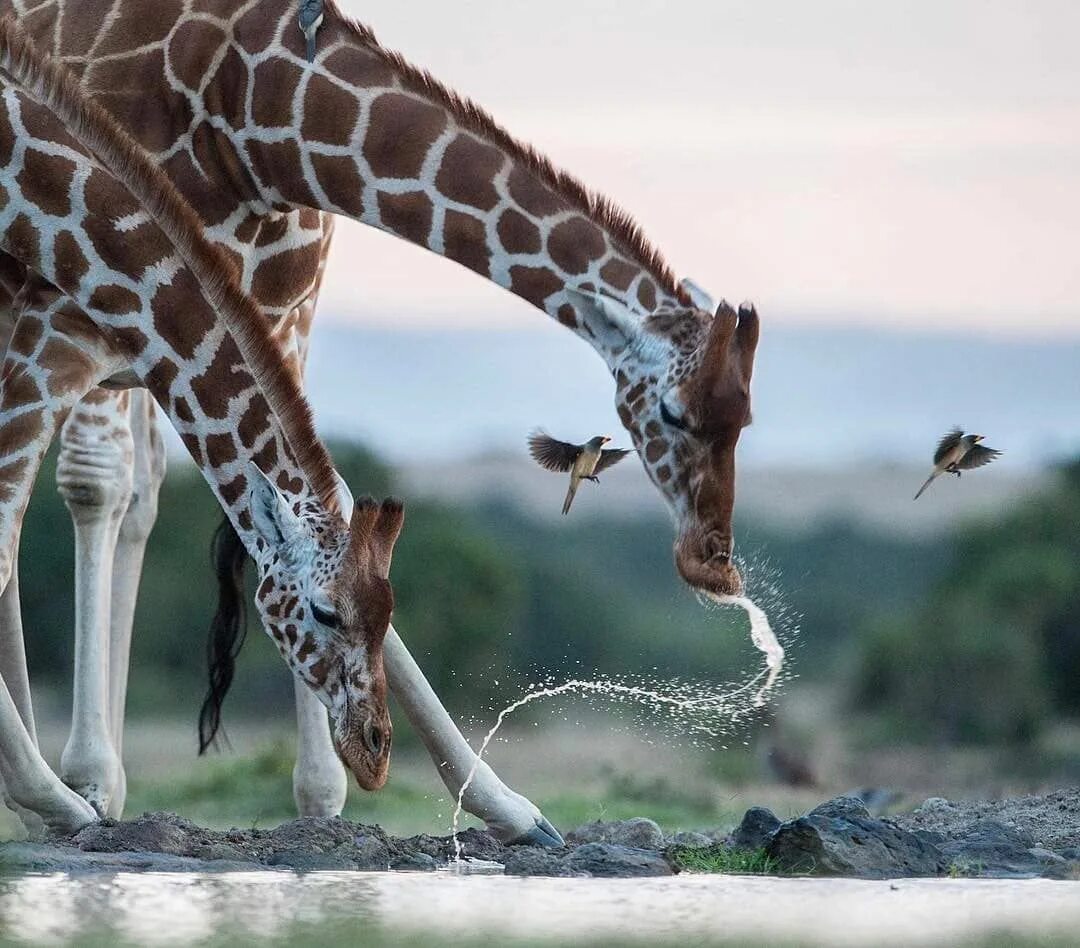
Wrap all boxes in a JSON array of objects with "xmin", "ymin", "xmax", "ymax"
[
  {"xmin": 0, "ymin": 300, "xmax": 116, "ymax": 833},
  {"xmin": 292, "ymin": 678, "xmax": 348, "ymax": 817},
  {"xmin": 100, "ymin": 390, "xmax": 165, "ymax": 819},
  {"xmin": 56, "ymin": 390, "xmax": 133, "ymax": 818},
  {"xmin": 383, "ymin": 626, "xmax": 563, "ymax": 847},
  {"xmin": 0, "ymin": 558, "xmax": 45, "ymax": 837}
]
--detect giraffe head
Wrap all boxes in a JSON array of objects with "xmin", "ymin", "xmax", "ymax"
[
  {"xmin": 575, "ymin": 283, "xmax": 759, "ymax": 599},
  {"xmin": 248, "ymin": 469, "xmax": 403, "ymax": 790}
]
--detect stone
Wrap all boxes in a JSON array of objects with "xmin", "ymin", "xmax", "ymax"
[
  {"xmin": 766, "ymin": 796, "xmax": 945, "ymax": 879},
  {"xmin": 266, "ymin": 849, "xmax": 357, "ymax": 871},
  {"xmin": 566, "ymin": 843, "xmax": 675, "ymax": 878},
  {"xmin": 503, "ymin": 848, "xmax": 574, "ymax": 877},
  {"xmin": 668, "ymin": 831, "xmax": 712, "ymax": 850},
  {"xmin": 566, "ymin": 818, "xmax": 666, "ymax": 851},
  {"xmin": 940, "ymin": 820, "xmax": 1052, "ymax": 877},
  {"xmin": 389, "ymin": 852, "xmax": 438, "ymax": 871},
  {"xmin": 351, "ymin": 834, "xmax": 391, "ymax": 870},
  {"xmin": 731, "ymin": 807, "xmax": 781, "ymax": 850},
  {"xmin": 74, "ymin": 813, "xmax": 195, "ymax": 856}
]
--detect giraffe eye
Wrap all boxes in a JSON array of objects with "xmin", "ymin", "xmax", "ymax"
[
  {"xmin": 311, "ymin": 603, "xmax": 340, "ymax": 629},
  {"xmin": 660, "ymin": 398, "xmax": 690, "ymax": 433}
]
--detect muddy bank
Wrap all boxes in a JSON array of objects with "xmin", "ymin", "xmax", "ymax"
[{"xmin": 0, "ymin": 788, "xmax": 1077, "ymax": 879}]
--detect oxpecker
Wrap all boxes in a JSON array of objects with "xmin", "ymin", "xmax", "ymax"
[{"xmin": 528, "ymin": 431, "xmax": 631, "ymax": 515}]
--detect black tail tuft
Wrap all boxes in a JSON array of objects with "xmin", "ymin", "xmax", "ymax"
[{"xmin": 198, "ymin": 516, "xmax": 250, "ymax": 754}]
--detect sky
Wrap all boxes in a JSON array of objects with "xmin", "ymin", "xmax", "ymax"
[{"xmin": 321, "ymin": 0, "xmax": 1080, "ymax": 337}]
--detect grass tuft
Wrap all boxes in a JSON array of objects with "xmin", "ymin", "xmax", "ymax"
[{"xmin": 671, "ymin": 844, "xmax": 779, "ymax": 875}]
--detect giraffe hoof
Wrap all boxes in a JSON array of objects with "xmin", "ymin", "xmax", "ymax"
[{"xmin": 509, "ymin": 816, "xmax": 564, "ymax": 848}]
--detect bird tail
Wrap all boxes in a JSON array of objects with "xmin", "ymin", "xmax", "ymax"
[
  {"xmin": 913, "ymin": 473, "xmax": 937, "ymax": 501},
  {"xmin": 562, "ymin": 479, "xmax": 578, "ymax": 515}
]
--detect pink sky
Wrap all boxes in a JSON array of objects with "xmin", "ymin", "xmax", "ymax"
[{"xmin": 321, "ymin": 1, "xmax": 1080, "ymax": 336}]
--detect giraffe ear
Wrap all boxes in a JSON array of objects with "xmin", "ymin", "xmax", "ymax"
[
  {"xmin": 565, "ymin": 288, "xmax": 641, "ymax": 347},
  {"xmin": 679, "ymin": 278, "xmax": 716, "ymax": 313},
  {"xmin": 248, "ymin": 465, "xmax": 305, "ymax": 553},
  {"xmin": 333, "ymin": 470, "xmax": 355, "ymax": 521}
]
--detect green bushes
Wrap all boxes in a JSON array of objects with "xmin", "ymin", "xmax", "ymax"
[{"xmin": 849, "ymin": 460, "xmax": 1080, "ymax": 743}]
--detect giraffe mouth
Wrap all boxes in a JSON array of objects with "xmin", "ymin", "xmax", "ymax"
[{"xmin": 674, "ymin": 530, "xmax": 744, "ymax": 597}]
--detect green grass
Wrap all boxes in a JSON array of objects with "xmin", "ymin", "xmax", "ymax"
[
  {"xmin": 117, "ymin": 741, "xmax": 732, "ymax": 839},
  {"xmin": 670, "ymin": 844, "xmax": 780, "ymax": 875}
]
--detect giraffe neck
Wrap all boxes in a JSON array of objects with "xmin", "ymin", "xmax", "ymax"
[
  {"xmin": 6, "ymin": 0, "xmax": 687, "ymax": 368},
  {"xmin": 0, "ymin": 25, "xmax": 336, "ymax": 561},
  {"xmin": 217, "ymin": 2, "xmax": 684, "ymax": 366}
]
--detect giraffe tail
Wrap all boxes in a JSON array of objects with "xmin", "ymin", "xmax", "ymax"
[
  {"xmin": 913, "ymin": 472, "xmax": 937, "ymax": 501},
  {"xmin": 562, "ymin": 479, "xmax": 579, "ymax": 515}
]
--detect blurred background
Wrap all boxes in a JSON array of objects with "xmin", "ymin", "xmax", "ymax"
[{"xmin": 10, "ymin": 0, "xmax": 1080, "ymax": 836}]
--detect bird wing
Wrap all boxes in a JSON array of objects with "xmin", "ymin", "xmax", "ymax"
[
  {"xmin": 955, "ymin": 445, "xmax": 1001, "ymax": 471},
  {"xmin": 594, "ymin": 448, "xmax": 632, "ymax": 474},
  {"xmin": 528, "ymin": 431, "xmax": 580, "ymax": 472},
  {"xmin": 933, "ymin": 428, "xmax": 965, "ymax": 465}
]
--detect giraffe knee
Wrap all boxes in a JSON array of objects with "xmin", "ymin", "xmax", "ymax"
[{"xmin": 57, "ymin": 430, "xmax": 134, "ymax": 522}]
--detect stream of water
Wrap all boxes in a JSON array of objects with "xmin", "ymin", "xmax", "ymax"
[{"xmin": 450, "ymin": 595, "xmax": 788, "ymax": 859}]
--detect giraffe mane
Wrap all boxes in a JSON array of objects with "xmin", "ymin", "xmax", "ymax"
[
  {"xmin": 324, "ymin": 0, "xmax": 683, "ymax": 302},
  {"xmin": 0, "ymin": 17, "xmax": 341, "ymax": 515}
]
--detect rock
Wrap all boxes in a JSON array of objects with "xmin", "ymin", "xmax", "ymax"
[
  {"xmin": 566, "ymin": 843, "xmax": 675, "ymax": 878},
  {"xmin": 0, "ymin": 842, "xmax": 258, "ymax": 874},
  {"xmin": 668, "ymin": 831, "xmax": 712, "ymax": 850},
  {"xmin": 266, "ymin": 849, "xmax": 357, "ymax": 871},
  {"xmin": 268, "ymin": 817, "xmax": 373, "ymax": 854},
  {"xmin": 75, "ymin": 813, "xmax": 196, "ymax": 856},
  {"xmin": 454, "ymin": 829, "xmax": 506, "ymax": 861},
  {"xmin": 731, "ymin": 807, "xmax": 781, "ymax": 851},
  {"xmin": 848, "ymin": 788, "xmax": 904, "ymax": 816},
  {"xmin": 389, "ymin": 852, "xmax": 438, "ymax": 871},
  {"xmin": 352, "ymin": 834, "xmax": 391, "ymax": 870},
  {"xmin": 766, "ymin": 796, "xmax": 945, "ymax": 879},
  {"xmin": 503, "ymin": 848, "xmax": 574, "ymax": 878},
  {"xmin": 566, "ymin": 818, "xmax": 666, "ymax": 851},
  {"xmin": 941, "ymin": 820, "xmax": 1053, "ymax": 877},
  {"xmin": 190, "ymin": 843, "xmax": 250, "ymax": 863}
]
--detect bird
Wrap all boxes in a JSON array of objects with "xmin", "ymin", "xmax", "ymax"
[
  {"xmin": 298, "ymin": 0, "xmax": 324, "ymax": 63},
  {"xmin": 913, "ymin": 428, "xmax": 1002, "ymax": 500},
  {"xmin": 527, "ymin": 431, "xmax": 631, "ymax": 515}
]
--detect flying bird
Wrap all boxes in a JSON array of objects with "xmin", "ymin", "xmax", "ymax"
[
  {"xmin": 528, "ymin": 431, "xmax": 631, "ymax": 515},
  {"xmin": 914, "ymin": 428, "xmax": 1001, "ymax": 500},
  {"xmin": 298, "ymin": 0, "xmax": 324, "ymax": 62}
]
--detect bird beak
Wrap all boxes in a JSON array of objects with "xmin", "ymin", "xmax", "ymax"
[
  {"xmin": 602, "ymin": 436, "xmax": 612, "ymax": 444},
  {"xmin": 974, "ymin": 435, "xmax": 985, "ymax": 442}
]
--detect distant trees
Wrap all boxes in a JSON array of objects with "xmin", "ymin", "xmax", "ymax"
[
  {"xmin": 18, "ymin": 437, "xmax": 1079, "ymax": 750},
  {"xmin": 851, "ymin": 459, "xmax": 1080, "ymax": 743}
]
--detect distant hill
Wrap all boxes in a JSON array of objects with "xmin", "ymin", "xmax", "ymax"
[{"xmin": 303, "ymin": 322, "xmax": 1080, "ymax": 472}]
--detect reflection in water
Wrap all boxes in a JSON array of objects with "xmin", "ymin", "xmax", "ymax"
[{"xmin": 0, "ymin": 872, "xmax": 1078, "ymax": 946}]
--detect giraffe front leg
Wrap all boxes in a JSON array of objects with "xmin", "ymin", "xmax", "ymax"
[
  {"xmin": 383, "ymin": 626, "xmax": 563, "ymax": 847},
  {"xmin": 56, "ymin": 390, "xmax": 133, "ymax": 818},
  {"xmin": 103, "ymin": 390, "xmax": 166, "ymax": 819},
  {"xmin": 292, "ymin": 678, "xmax": 347, "ymax": 817},
  {"xmin": 0, "ymin": 304, "xmax": 112, "ymax": 834}
]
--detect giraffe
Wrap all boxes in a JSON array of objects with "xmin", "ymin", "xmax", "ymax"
[
  {"xmin": 0, "ymin": 19, "xmax": 406, "ymax": 833},
  {"xmin": 4, "ymin": 0, "xmax": 758, "ymax": 843}
]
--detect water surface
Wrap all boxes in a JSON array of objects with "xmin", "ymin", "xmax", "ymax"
[{"xmin": 1, "ymin": 871, "xmax": 1077, "ymax": 946}]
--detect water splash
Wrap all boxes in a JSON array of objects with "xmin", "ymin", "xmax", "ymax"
[
  {"xmin": 709, "ymin": 595, "xmax": 785, "ymax": 707},
  {"xmin": 449, "ymin": 590, "xmax": 794, "ymax": 862}
]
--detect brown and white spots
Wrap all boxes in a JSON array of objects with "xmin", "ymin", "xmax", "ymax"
[
  {"xmin": 364, "ymin": 94, "xmax": 447, "ymax": 179},
  {"xmin": 509, "ymin": 266, "xmax": 563, "ymax": 309},
  {"xmin": 547, "ymin": 218, "xmax": 605, "ymax": 275},
  {"xmin": 435, "ymin": 135, "xmax": 504, "ymax": 210},
  {"xmin": 497, "ymin": 209, "xmax": 541, "ymax": 256},
  {"xmin": 373, "ymin": 190, "xmax": 431, "ymax": 246},
  {"xmin": 443, "ymin": 210, "xmax": 490, "ymax": 277}
]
